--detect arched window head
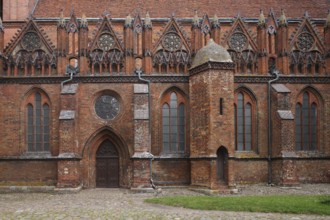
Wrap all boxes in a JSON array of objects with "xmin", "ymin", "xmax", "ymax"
[
  {"xmin": 25, "ymin": 91, "xmax": 50, "ymax": 152},
  {"xmin": 235, "ymin": 90, "xmax": 255, "ymax": 151},
  {"xmin": 161, "ymin": 91, "xmax": 187, "ymax": 154},
  {"xmin": 295, "ymin": 90, "xmax": 319, "ymax": 151}
]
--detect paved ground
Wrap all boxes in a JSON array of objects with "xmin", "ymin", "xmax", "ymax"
[{"xmin": 0, "ymin": 184, "xmax": 329, "ymax": 220}]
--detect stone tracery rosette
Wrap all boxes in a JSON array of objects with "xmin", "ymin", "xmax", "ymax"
[
  {"xmin": 95, "ymin": 95, "xmax": 120, "ymax": 120},
  {"xmin": 229, "ymin": 32, "xmax": 248, "ymax": 52},
  {"xmin": 162, "ymin": 33, "xmax": 182, "ymax": 52},
  {"xmin": 225, "ymin": 21, "xmax": 258, "ymax": 74},
  {"xmin": 21, "ymin": 32, "xmax": 42, "ymax": 51},
  {"xmin": 296, "ymin": 32, "xmax": 314, "ymax": 52},
  {"xmin": 152, "ymin": 18, "xmax": 192, "ymax": 74},
  {"xmin": 98, "ymin": 34, "xmax": 115, "ymax": 51}
]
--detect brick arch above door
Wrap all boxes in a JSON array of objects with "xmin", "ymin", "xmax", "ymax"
[{"xmin": 81, "ymin": 127, "xmax": 131, "ymax": 188}]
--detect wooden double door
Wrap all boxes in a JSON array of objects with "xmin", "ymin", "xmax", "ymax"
[{"xmin": 96, "ymin": 140, "xmax": 119, "ymax": 188}]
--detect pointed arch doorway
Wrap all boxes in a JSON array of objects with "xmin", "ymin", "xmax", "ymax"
[{"xmin": 96, "ymin": 140, "xmax": 119, "ymax": 188}]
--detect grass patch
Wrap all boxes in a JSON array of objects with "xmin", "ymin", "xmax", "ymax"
[{"xmin": 145, "ymin": 195, "xmax": 330, "ymax": 215}]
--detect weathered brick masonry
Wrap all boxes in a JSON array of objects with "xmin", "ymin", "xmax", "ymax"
[{"xmin": 0, "ymin": 1, "xmax": 329, "ymax": 190}]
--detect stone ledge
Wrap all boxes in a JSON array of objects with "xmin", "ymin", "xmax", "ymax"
[
  {"xmin": 54, "ymin": 184, "xmax": 83, "ymax": 194},
  {"xmin": 59, "ymin": 110, "xmax": 75, "ymax": 120},
  {"xmin": 61, "ymin": 83, "xmax": 78, "ymax": 94},
  {"xmin": 131, "ymin": 152, "xmax": 154, "ymax": 159},
  {"xmin": 189, "ymin": 186, "xmax": 232, "ymax": 195},
  {"xmin": 130, "ymin": 187, "xmax": 155, "ymax": 193},
  {"xmin": 0, "ymin": 185, "xmax": 55, "ymax": 193}
]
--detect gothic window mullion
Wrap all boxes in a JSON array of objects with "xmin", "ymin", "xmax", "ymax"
[
  {"xmin": 162, "ymin": 104, "xmax": 170, "ymax": 153},
  {"xmin": 169, "ymin": 93, "xmax": 178, "ymax": 152},
  {"xmin": 245, "ymin": 103, "xmax": 252, "ymax": 151},
  {"xmin": 35, "ymin": 93, "xmax": 42, "ymax": 151},
  {"xmin": 311, "ymin": 103, "xmax": 317, "ymax": 150},
  {"xmin": 235, "ymin": 92, "xmax": 254, "ymax": 151},
  {"xmin": 296, "ymin": 91, "xmax": 319, "ymax": 151},
  {"xmin": 162, "ymin": 91, "xmax": 186, "ymax": 155},
  {"xmin": 27, "ymin": 104, "xmax": 34, "ymax": 152},
  {"xmin": 242, "ymin": 97, "xmax": 246, "ymax": 150},
  {"xmin": 295, "ymin": 104, "xmax": 302, "ymax": 150},
  {"xmin": 26, "ymin": 92, "xmax": 51, "ymax": 152},
  {"xmin": 178, "ymin": 104, "xmax": 185, "ymax": 153},
  {"xmin": 43, "ymin": 104, "xmax": 50, "ymax": 151},
  {"xmin": 302, "ymin": 92, "xmax": 309, "ymax": 150},
  {"xmin": 236, "ymin": 93, "xmax": 244, "ymax": 150}
]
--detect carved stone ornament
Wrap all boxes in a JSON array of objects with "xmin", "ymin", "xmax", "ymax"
[
  {"xmin": 67, "ymin": 22, "xmax": 78, "ymax": 33},
  {"xmin": 134, "ymin": 22, "xmax": 143, "ymax": 33},
  {"xmin": 96, "ymin": 140, "xmax": 118, "ymax": 157},
  {"xmin": 162, "ymin": 33, "xmax": 182, "ymax": 51},
  {"xmin": 95, "ymin": 95, "xmax": 120, "ymax": 120},
  {"xmin": 21, "ymin": 32, "xmax": 41, "ymax": 51},
  {"xmin": 98, "ymin": 34, "xmax": 115, "ymax": 51},
  {"xmin": 267, "ymin": 25, "xmax": 276, "ymax": 35},
  {"xmin": 229, "ymin": 32, "xmax": 248, "ymax": 51},
  {"xmin": 297, "ymin": 33, "xmax": 314, "ymax": 51}
]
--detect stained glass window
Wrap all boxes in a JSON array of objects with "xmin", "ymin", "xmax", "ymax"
[
  {"xmin": 162, "ymin": 92, "xmax": 186, "ymax": 154},
  {"xmin": 26, "ymin": 92, "xmax": 50, "ymax": 152},
  {"xmin": 295, "ymin": 91, "xmax": 318, "ymax": 150},
  {"xmin": 235, "ymin": 92, "xmax": 253, "ymax": 151}
]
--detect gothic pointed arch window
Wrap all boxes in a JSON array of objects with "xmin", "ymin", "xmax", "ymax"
[
  {"xmin": 161, "ymin": 90, "xmax": 187, "ymax": 154},
  {"xmin": 234, "ymin": 90, "xmax": 256, "ymax": 151},
  {"xmin": 295, "ymin": 90, "xmax": 319, "ymax": 151},
  {"xmin": 25, "ymin": 90, "xmax": 50, "ymax": 152}
]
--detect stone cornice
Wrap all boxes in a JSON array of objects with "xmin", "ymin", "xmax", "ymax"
[
  {"xmin": 0, "ymin": 75, "xmax": 329, "ymax": 84},
  {"xmin": 189, "ymin": 61, "xmax": 235, "ymax": 76},
  {"xmin": 235, "ymin": 75, "xmax": 330, "ymax": 84},
  {"xmin": 0, "ymin": 75, "xmax": 189, "ymax": 84},
  {"xmin": 0, "ymin": 155, "xmax": 82, "ymax": 161},
  {"xmin": 4, "ymin": 18, "xmax": 326, "ymax": 25}
]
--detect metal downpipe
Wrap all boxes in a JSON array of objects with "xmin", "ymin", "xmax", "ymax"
[
  {"xmin": 135, "ymin": 69, "xmax": 156, "ymax": 189},
  {"xmin": 267, "ymin": 68, "xmax": 280, "ymax": 185}
]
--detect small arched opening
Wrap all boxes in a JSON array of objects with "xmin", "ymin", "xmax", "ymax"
[{"xmin": 216, "ymin": 146, "xmax": 228, "ymax": 183}]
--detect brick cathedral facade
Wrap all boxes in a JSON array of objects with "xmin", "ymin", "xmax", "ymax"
[{"xmin": 0, "ymin": 1, "xmax": 329, "ymax": 191}]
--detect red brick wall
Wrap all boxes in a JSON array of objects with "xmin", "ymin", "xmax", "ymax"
[
  {"xmin": 0, "ymin": 0, "xmax": 329, "ymax": 188},
  {"xmin": 189, "ymin": 72, "xmax": 210, "ymax": 157},
  {"xmin": 232, "ymin": 160, "xmax": 268, "ymax": 184},
  {"xmin": 152, "ymin": 160, "xmax": 190, "ymax": 185},
  {"xmin": 296, "ymin": 160, "xmax": 330, "ymax": 183},
  {"xmin": 0, "ymin": 84, "xmax": 61, "ymax": 157},
  {"xmin": 0, "ymin": 161, "xmax": 57, "ymax": 185},
  {"xmin": 191, "ymin": 160, "xmax": 211, "ymax": 187},
  {"xmin": 150, "ymin": 83, "xmax": 189, "ymax": 156},
  {"xmin": 32, "ymin": 0, "xmax": 329, "ymax": 18}
]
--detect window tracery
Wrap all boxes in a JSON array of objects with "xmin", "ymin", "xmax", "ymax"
[
  {"xmin": 95, "ymin": 95, "xmax": 120, "ymax": 120},
  {"xmin": 227, "ymin": 25, "xmax": 257, "ymax": 74},
  {"xmin": 152, "ymin": 19, "xmax": 191, "ymax": 74},
  {"xmin": 90, "ymin": 49, "xmax": 124, "ymax": 74},
  {"xmin": 296, "ymin": 33, "xmax": 314, "ymax": 51},
  {"xmin": 234, "ymin": 90, "xmax": 256, "ymax": 151},
  {"xmin": 229, "ymin": 33, "xmax": 248, "ymax": 52},
  {"xmin": 98, "ymin": 34, "xmax": 115, "ymax": 51},
  {"xmin": 290, "ymin": 50, "xmax": 324, "ymax": 75},
  {"xmin": 295, "ymin": 90, "xmax": 320, "ymax": 151},
  {"xmin": 21, "ymin": 32, "xmax": 41, "ymax": 51},
  {"xmin": 25, "ymin": 91, "xmax": 50, "ymax": 152},
  {"xmin": 289, "ymin": 21, "xmax": 325, "ymax": 75},
  {"xmin": 162, "ymin": 33, "xmax": 182, "ymax": 51},
  {"xmin": 161, "ymin": 91, "xmax": 186, "ymax": 154}
]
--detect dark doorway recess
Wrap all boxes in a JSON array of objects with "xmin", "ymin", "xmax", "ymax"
[
  {"xmin": 96, "ymin": 140, "xmax": 119, "ymax": 188},
  {"xmin": 217, "ymin": 146, "xmax": 228, "ymax": 183}
]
